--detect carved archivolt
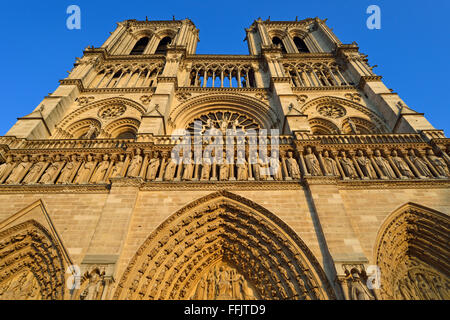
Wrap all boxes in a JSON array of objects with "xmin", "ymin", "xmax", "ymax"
[
  {"xmin": 114, "ymin": 190, "xmax": 336, "ymax": 300},
  {"xmin": 54, "ymin": 97, "xmax": 146, "ymax": 139},
  {"xmin": 66, "ymin": 118, "xmax": 102, "ymax": 139},
  {"xmin": 0, "ymin": 220, "xmax": 68, "ymax": 300},
  {"xmin": 308, "ymin": 118, "xmax": 341, "ymax": 135},
  {"xmin": 103, "ymin": 118, "xmax": 141, "ymax": 138},
  {"xmin": 374, "ymin": 203, "xmax": 450, "ymax": 300},
  {"xmin": 168, "ymin": 93, "xmax": 278, "ymax": 133},
  {"xmin": 301, "ymin": 96, "xmax": 388, "ymax": 133}
]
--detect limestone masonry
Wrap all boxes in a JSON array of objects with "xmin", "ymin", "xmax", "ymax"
[{"xmin": 0, "ymin": 17, "xmax": 448, "ymax": 300}]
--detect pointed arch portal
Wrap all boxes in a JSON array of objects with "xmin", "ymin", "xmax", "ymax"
[
  {"xmin": 114, "ymin": 191, "xmax": 335, "ymax": 300},
  {"xmin": 374, "ymin": 203, "xmax": 450, "ymax": 300},
  {"xmin": 0, "ymin": 220, "xmax": 68, "ymax": 300}
]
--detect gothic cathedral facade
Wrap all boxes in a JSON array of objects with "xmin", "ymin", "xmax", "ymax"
[{"xmin": 0, "ymin": 18, "xmax": 448, "ymax": 300}]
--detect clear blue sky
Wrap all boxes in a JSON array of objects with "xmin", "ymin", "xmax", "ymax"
[{"xmin": 1, "ymin": 0, "xmax": 449, "ymax": 135}]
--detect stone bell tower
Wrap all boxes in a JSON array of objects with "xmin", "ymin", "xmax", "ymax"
[{"xmin": 6, "ymin": 18, "xmax": 200, "ymax": 140}]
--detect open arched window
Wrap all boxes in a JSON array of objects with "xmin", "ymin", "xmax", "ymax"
[
  {"xmin": 130, "ymin": 37, "xmax": 150, "ymax": 55},
  {"xmin": 272, "ymin": 37, "xmax": 287, "ymax": 53},
  {"xmin": 155, "ymin": 36, "xmax": 172, "ymax": 54},
  {"xmin": 293, "ymin": 36, "xmax": 309, "ymax": 53}
]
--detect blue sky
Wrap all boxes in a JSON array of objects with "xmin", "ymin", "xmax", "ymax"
[{"xmin": 0, "ymin": 0, "xmax": 449, "ymax": 135}]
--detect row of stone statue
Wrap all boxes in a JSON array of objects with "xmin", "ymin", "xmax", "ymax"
[
  {"xmin": 301, "ymin": 147, "xmax": 449, "ymax": 180},
  {"xmin": 0, "ymin": 147, "xmax": 448, "ymax": 185},
  {"xmin": 0, "ymin": 150, "xmax": 302, "ymax": 185}
]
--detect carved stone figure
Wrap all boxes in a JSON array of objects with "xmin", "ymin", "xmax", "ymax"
[
  {"xmin": 219, "ymin": 156, "xmax": 229, "ymax": 181},
  {"xmin": 348, "ymin": 270, "xmax": 374, "ymax": 300},
  {"xmin": 270, "ymin": 150, "xmax": 283, "ymax": 181},
  {"xmin": 22, "ymin": 155, "xmax": 46, "ymax": 184},
  {"xmin": 6, "ymin": 156, "xmax": 30, "ymax": 184},
  {"xmin": 391, "ymin": 150, "xmax": 414, "ymax": 178},
  {"xmin": 164, "ymin": 159, "xmax": 178, "ymax": 181},
  {"xmin": 408, "ymin": 149, "xmax": 432, "ymax": 177},
  {"xmin": 286, "ymin": 151, "xmax": 301, "ymax": 179},
  {"xmin": 339, "ymin": 152, "xmax": 358, "ymax": 179},
  {"xmin": 257, "ymin": 154, "xmax": 270, "ymax": 180},
  {"xmin": 0, "ymin": 271, "xmax": 41, "ymax": 300},
  {"xmin": 322, "ymin": 151, "xmax": 339, "ymax": 176},
  {"xmin": 201, "ymin": 157, "xmax": 212, "ymax": 181},
  {"xmin": 180, "ymin": 152, "xmax": 193, "ymax": 181},
  {"xmin": 75, "ymin": 155, "xmax": 96, "ymax": 184},
  {"xmin": 356, "ymin": 150, "xmax": 376, "ymax": 179},
  {"xmin": 80, "ymin": 269, "xmax": 105, "ymax": 300},
  {"xmin": 147, "ymin": 153, "xmax": 161, "ymax": 181},
  {"xmin": 426, "ymin": 149, "xmax": 449, "ymax": 177},
  {"xmin": 39, "ymin": 155, "xmax": 63, "ymax": 184},
  {"xmin": 91, "ymin": 155, "xmax": 110, "ymax": 184},
  {"xmin": 304, "ymin": 147, "xmax": 321, "ymax": 176},
  {"xmin": 83, "ymin": 124, "xmax": 98, "ymax": 139},
  {"xmin": 190, "ymin": 263, "xmax": 257, "ymax": 300},
  {"xmin": 0, "ymin": 156, "xmax": 13, "ymax": 181},
  {"xmin": 128, "ymin": 149, "xmax": 143, "ymax": 177},
  {"xmin": 374, "ymin": 149, "xmax": 396, "ymax": 179},
  {"xmin": 57, "ymin": 155, "xmax": 79, "ymax": 184},
  {"xmin": 110, "ymin": 155, "xmax": 125, "ymax": 178},
  {"xmin": 236, "ymin": 151, "xmax": 248, "ymax": 181}
]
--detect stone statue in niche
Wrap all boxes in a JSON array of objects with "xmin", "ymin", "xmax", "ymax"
[
  {"xmin": 75, "ymin": 155, "xmax": 96, "ymax": 184},
  {"xmin": 201, "ymin": 156, "xmax": 212, "ymax": 181},
  {"xmin": 80, "ymin": 268, "xmax": 105, "ymax": 300},
  {"xmin": 57, "ymin": 154, "xmax": 79, "ymax": 184},
  {"xmin": 6, "ymin": 156, "xmax": 30, "ymax": 184},
  {"xmin": 39, "ymin": 155, "xmax": 63, "ymax": 184},
  {"xmin": 147, "ymin": 152, "xmax": 161, "ymax": 181},
  {"xmin": 270, "ymin": 150, "xmax": 283, "ymax": 181},
  {"xmin": 339, "ymin": 151, "xmax": 358, "ymax": 179},
  {"xmin": 304, "ymin": 147, "xmax": 321, "ymax": 176},
  {"xmin": 0, "ymin": 155, "xmax": 13, "ymax": 181},
  {"xmin": 391, "ymin": 150, "xmax": 415, "ymax": 178},
  {"xmin": 348, "ymin": 270, "xmax": 375, "ymax": 300},
  {"xmin": 182, "ymin": 152, "xmax": 194, "ymax": 181},
  {"xmin": 322, "ymin": 151, "xmax": 339, "ymax": 176},
  {"xmin": 91, "ymin": 154, "xmax": 110, "ymax": 184},
  {"xmin": 286, "ymin": 151, "xmax": 300, "ymax": 179},
  {"xmin": 408, "ymin": 149, "xmax": 432, "ymax": 178},
  {"xmin": 257, "ymin": 154, "xmax": 270, "ymax": 180},
  {"xmin": 426, "ymin": 149, "xmax": 449, "ymax": 177},
  {"xmin": 22, "ymin": 155, "xmax": 46, "ymax": 184},
  {"xmin": 127, "ymin": 149, "xmax": 143, "ymax": 177},
  {"xmin": 373, "ymin": 149, "xmax": 396, "ymax": 179},
  {"xmin": 219, "ymin": 155, "xmax": 229, "ymax": 181},
  {"xmin": 110, "ymin": 155, "xmax": 125, "ymax": 179},
  {"xmin": 236, "ymin": 150, "xmax": 248, "ymax": 181},
  {"xmin": 164, "ymin": 158, "xmax": 178, "ymax": 181},
  {"xmin": 82, "ymin": 124, "xmax": 98, "ymax": 139},
  {"xmin": 356, "ymin": 150, "xmax": 376, "ymax": 179},
  {"xmin": 249, "ymin": 151, "xmax": 260, "ymax": 180}
]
